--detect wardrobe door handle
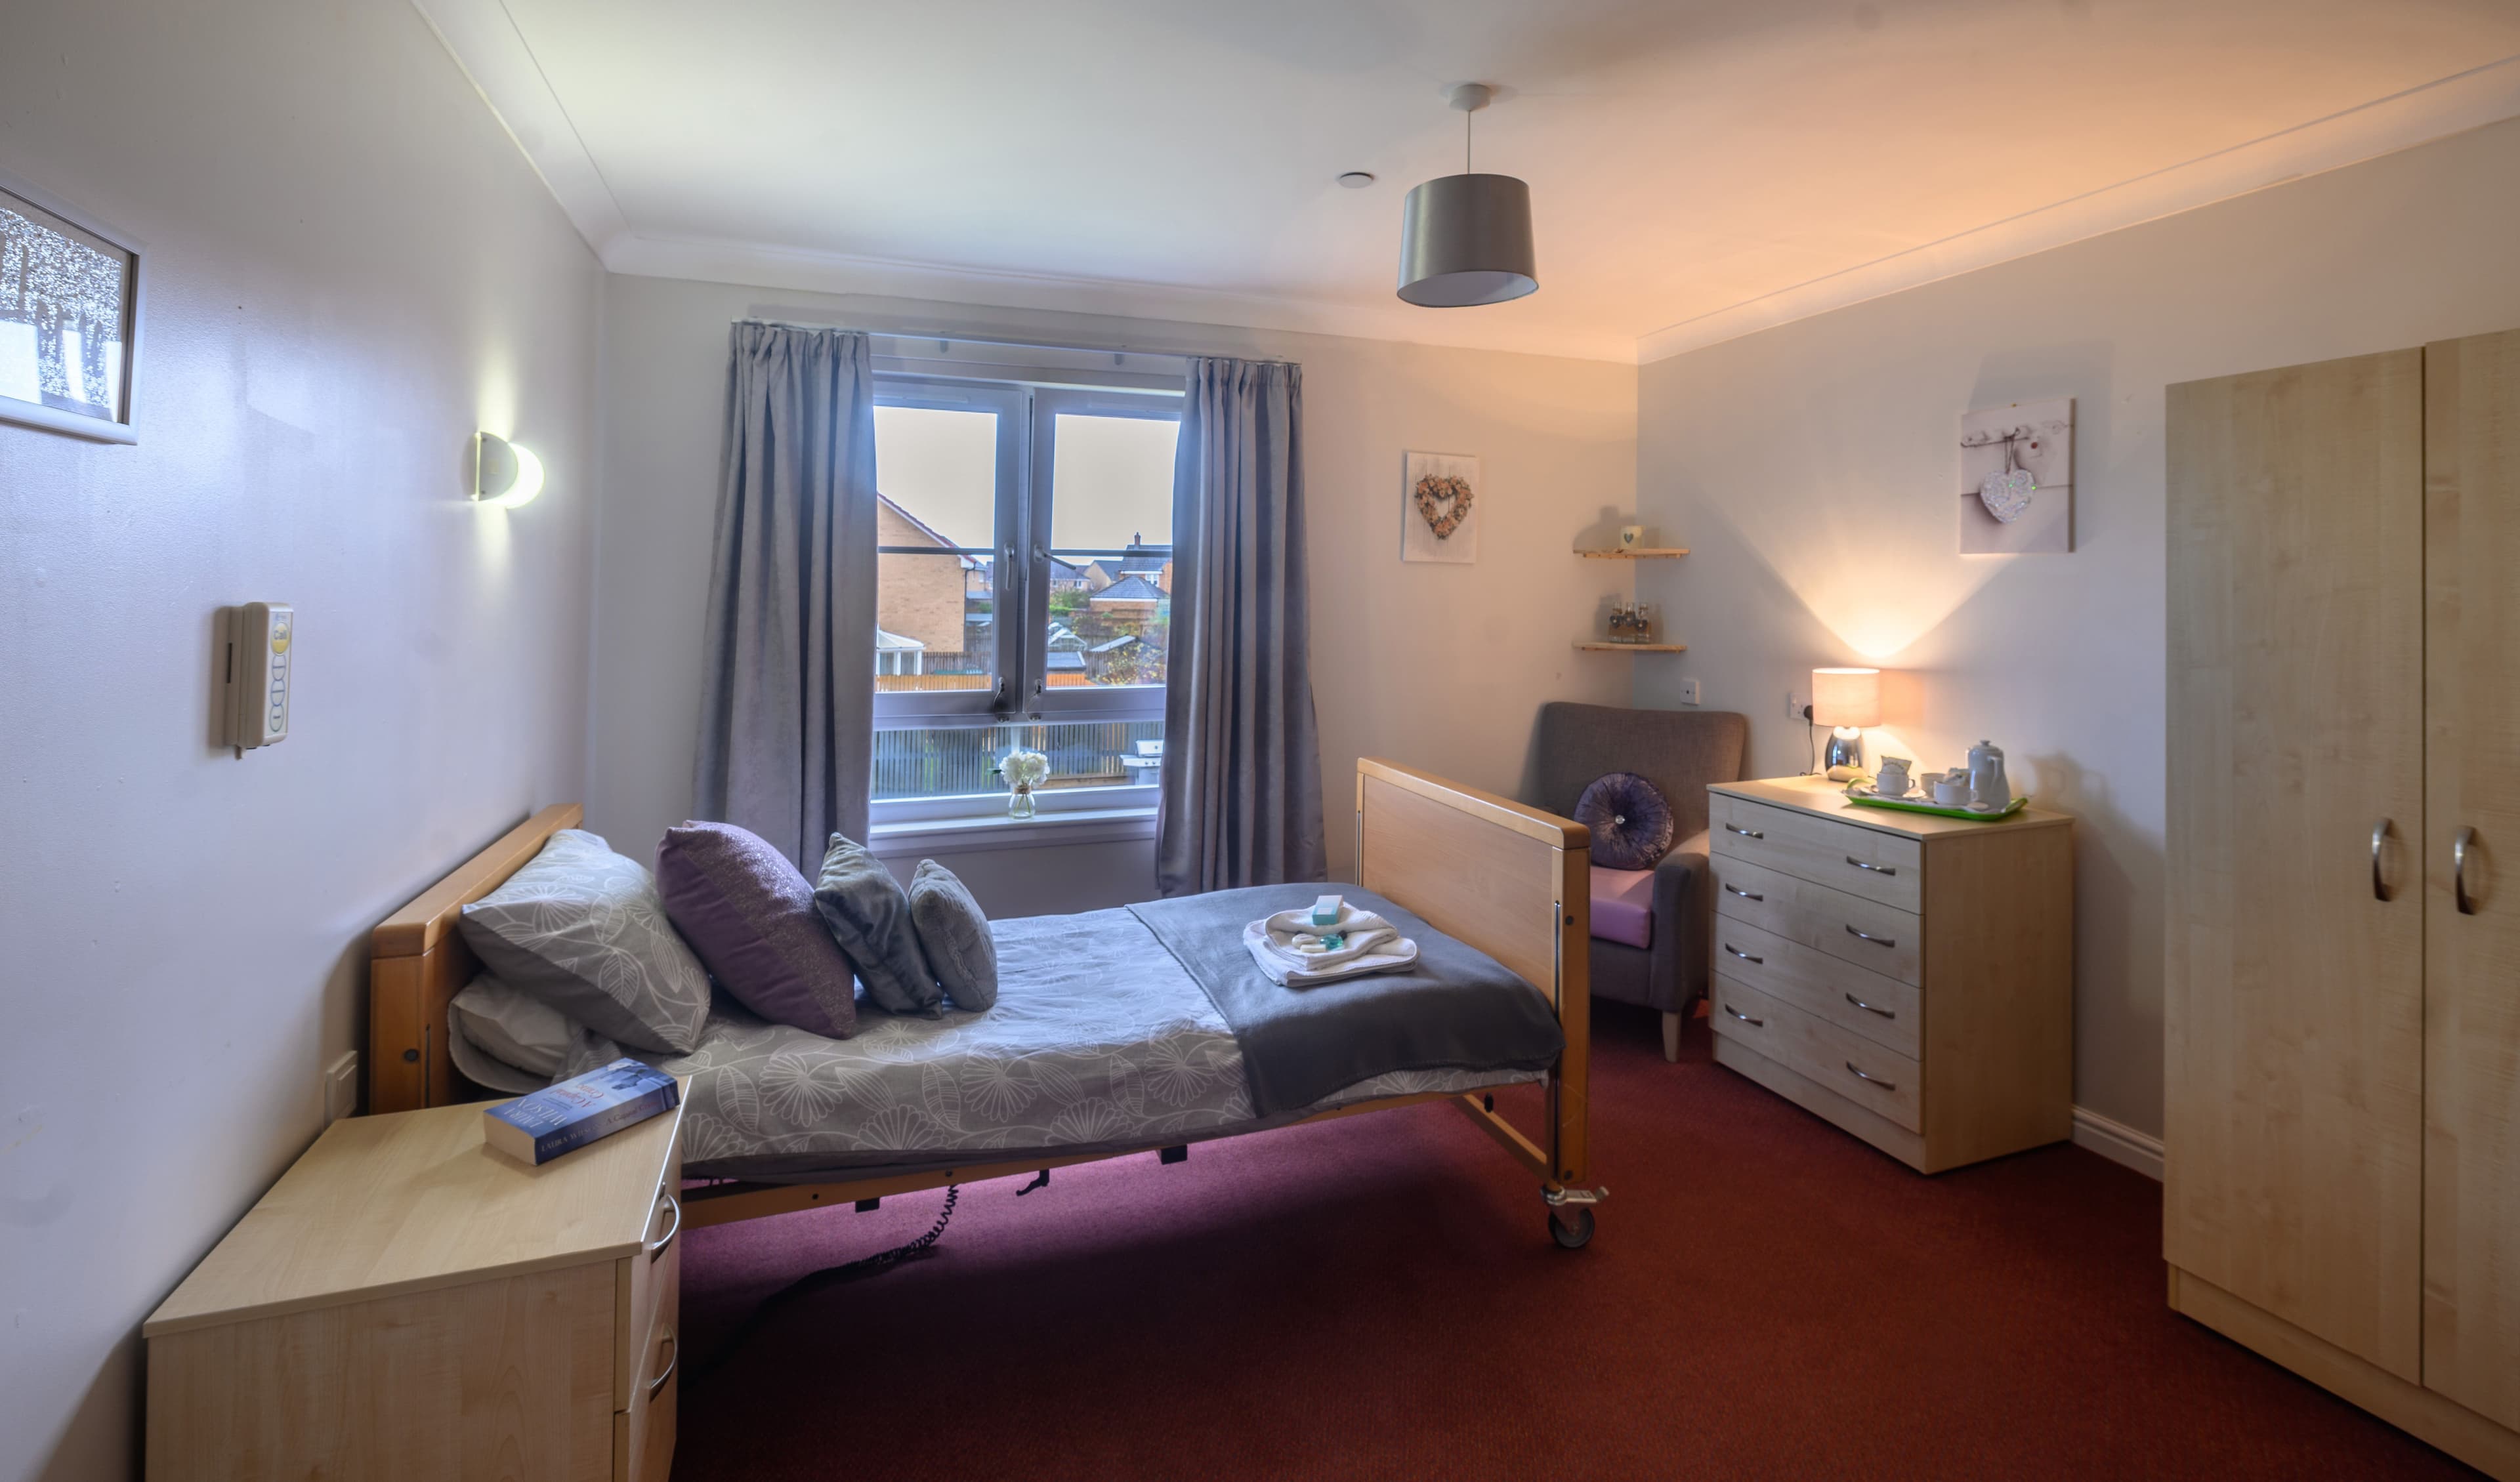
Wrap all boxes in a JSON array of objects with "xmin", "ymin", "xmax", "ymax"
[
  {"xmin": 1844, "ymin": 924, "xmax": 1895, "ymax": 948},
  {"xmin": 1722, "ymin": 1002, "xmax": 1764, "ymax": 1028},
  {"xmin": 2372, "ymin": 819, "xmax": 2395, "ymax": 901},
  {"xmin": 1845, "ymin": 856, "xmax": 1897, "ymax": 876},
  {"xmin": 1845, "ymin": 1061, "xmax": 1897, "ymax": 1092},
  {"xmin": 1723, "ymin": 823, "xmax": 1765, "ymax": 840},
  {"xmin": 2454, "ymin": 826, "xmax": 2477, "ymax": 915},
  {"xmin": 1722, "ymin": 882, "xmax": 1763, "ymax": 901},
  {"xmin": 1844, "ymin": 993, "xmax": 1895, "ymax": 1020},
  {"xmin": 1721, "ymin": 943, "xmax": 1763, "ymax": 965}
]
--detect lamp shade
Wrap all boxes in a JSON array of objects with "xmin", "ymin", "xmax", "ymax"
[
  {"xmin": 1811, "ymin": 667, "xmax": 1882, "ymax": 728},
  {"xmin": 1396, "ymin": 173, "xmax": 1537, "ymax": 307}
]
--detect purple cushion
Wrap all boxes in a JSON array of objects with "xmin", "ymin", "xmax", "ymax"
[
  {"xmin": 1590, "ymin": 866, "xmax": 1655, "ymax": 950},
  {"xmin": 656, "ymin": 821, "xmax": 857, "ymax": 1039},
  {"xmin": 1575, "ymin": 772, "xmax": 1676, "ymax": 871}
]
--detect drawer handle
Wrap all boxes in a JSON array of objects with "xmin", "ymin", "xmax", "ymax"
[
  {"xmin": 1844, "ymin": 993, "xmax": 1895, "ymax": 1020},
  {"xmin": 1721, "ymin": 942, "xmax": 1763, "ymax": 965},
  {"xmin": 1722, "ymin": 1002, "xmax": 1765, "ymax": 1028},
  {"xmin": 1723, "ymin": 823, "xmax": 1765, "ymax": 840},
  {"xmin": 1844, "ymin": 924, "xmax": 1896, "ymax": 948},
  {"xmin": 1844, "ymin": 1060, "xmax": 1897, "ymax": 1092},
  {"xmin": 647, "ymin": 1191, "xmax": 681, "ymax": 1264},
  {"xmin": 648, "ymin": 1328, "xmax": 678, "ymax": 1399},
  {"xmin": 1844, "ymin": 856, "xmax": 1897, "ymax": 876},
  {"xmin": 1721, "ymin": 882, "xmax": 1764, "ymax": 901}
]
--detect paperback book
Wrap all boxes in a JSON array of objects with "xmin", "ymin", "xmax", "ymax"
[{"xmin": 484, "ymin": 1058, "xmax": 679, "ymax": 1165}]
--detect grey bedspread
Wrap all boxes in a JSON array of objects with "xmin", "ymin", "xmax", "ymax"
[
  {"xmin": 1128, "ymin": 884, "xmax": 1566, "ymax": 1116},
  {"xmin": 556, "ymin": 905, "xmax": 1540, "ymax": 1182}
]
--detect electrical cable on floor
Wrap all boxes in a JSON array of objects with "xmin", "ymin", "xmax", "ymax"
[{"xmin": 686, "ymin": 1184, "xmax": 959, "ymax": 1386}]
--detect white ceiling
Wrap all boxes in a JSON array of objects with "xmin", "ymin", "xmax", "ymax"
[{"xmin": 419, "ymin": 0, "xmax": 2520, "ymax": 361}]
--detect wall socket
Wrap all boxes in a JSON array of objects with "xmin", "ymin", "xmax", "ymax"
[
  {"xmin": 324, "ymin": 1052, "xmax": 359, "ymax": 1124},
  {"xmin": 1677, "ymin": 678, "xmax": 1702, "ymax": 706},
  {"xmin": 1784, "ymin": 690, "xmax": 1808, "ymax": 721}
]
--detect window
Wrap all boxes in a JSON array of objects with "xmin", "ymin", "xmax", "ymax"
[{"xmin": 872, "ymin": 375, "xmax": 1180, "ymax": 808}]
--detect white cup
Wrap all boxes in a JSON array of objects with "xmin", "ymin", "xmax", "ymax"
[
  {"xmin": 1619, "ymin": 525, "xmax": 1645, "ymax": 549},
  {"xmin": 1935, "ymin": 776, "xmax": 1971, "ymax": 806},
  {"xmin": 1872, "ymin": 758, "xmax": 1912, "ymax": 796}
]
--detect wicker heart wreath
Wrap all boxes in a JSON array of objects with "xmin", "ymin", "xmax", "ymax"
[{"xmin": 1413, "ymin": 472, "xmax": 1475, "ymax": 539}]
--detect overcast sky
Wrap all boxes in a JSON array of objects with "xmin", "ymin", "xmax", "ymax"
[{"xmin": 875, "ymin": 405, "xmax": 1177, "ymax": 552}]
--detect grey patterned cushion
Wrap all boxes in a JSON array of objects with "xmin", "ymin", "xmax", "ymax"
[
  {"xmin": 459, "ymin": 829, "xmax": 713, "ymax": 1054},
  {"xmin": 812, "ymin": 834, "xmax": 941, "ymax": 1016},
  {"xmin": 909, "ymin": 859, "xmax": 998, "ymax": 1012}
]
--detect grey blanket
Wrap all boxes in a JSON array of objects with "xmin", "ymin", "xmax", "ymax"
[{"xmin": 1128, "ymin": 884, "xmax": 1565, "ymax": 1116}]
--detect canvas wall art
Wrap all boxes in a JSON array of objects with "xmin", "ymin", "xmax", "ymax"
[
  {"xmin": 1402, "ymin": 449, "xmax": 1480, "ymax": 564},
  {"xmin": 1959, "ymin": 398, "xmax": 2071, "ymax": 554},
  {"xmin": 0, "ymin": 172, "xmax": 142, "ymax": 443}
]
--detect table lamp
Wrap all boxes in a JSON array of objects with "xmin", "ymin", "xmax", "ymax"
[{"xmin": 1811, "ymin": 667, "xmax": 1883, "ymax": 774}]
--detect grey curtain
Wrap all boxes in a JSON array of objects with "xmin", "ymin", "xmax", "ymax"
[
  {"xmin": 692, "ymin": 322, "xmax": 879, "ymax": 869},
  {"xmin": 1157, "ymin": 357, "xmax": 1326, "ymax": 895}
]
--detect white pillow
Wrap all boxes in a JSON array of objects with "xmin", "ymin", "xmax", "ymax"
[{"xmin": 452, "ymin": 973, "xmax": 574, "ymax": 1077}]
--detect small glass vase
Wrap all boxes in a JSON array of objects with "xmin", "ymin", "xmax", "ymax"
[{"xmin": 1007, "ymin": 783, "xmax": 1036, "ymax": 821}]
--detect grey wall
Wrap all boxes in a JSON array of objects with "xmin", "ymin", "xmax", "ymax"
[
  {"xmin": 588, "ymin": 275, "xmax": 1639, "ymax": 912},
  {"xmin": 1634, "ymin": 115, "xmax": 2520, "ymax": 1138},
  {"xmin": 0, "ymin": 3, "xmax": 604, "ymax": 1477}
]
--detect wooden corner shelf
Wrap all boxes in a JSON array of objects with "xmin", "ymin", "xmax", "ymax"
[
  {"xmin": 1574, "ymin": 642, "xmax": 1687, "ymax": 653},
  {"xmin": 1575, "ymin": 547, "xmax": 1689, "ymax": 559}
]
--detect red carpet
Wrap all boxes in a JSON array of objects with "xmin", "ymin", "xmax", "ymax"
[{"xmin": 671, "ymin": 1006, "xmax": 2481, "ymax": 1481}]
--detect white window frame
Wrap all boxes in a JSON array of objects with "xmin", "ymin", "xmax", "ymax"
[{"xmin": 869, "ymin": 372, "xmax": 1180, "ymax": 821}]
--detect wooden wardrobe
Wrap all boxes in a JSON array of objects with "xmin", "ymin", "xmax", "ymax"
[{"xmin": 2166, "ymin": 327, "xmax": 2520, "ymax": 1479}]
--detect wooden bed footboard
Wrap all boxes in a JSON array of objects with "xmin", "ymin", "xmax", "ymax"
[
  {"xmin": 1353, "ymin": 758, "xmax": 1593, "ymax": 1195},
  {"xmin": 364, "ymin": 763, "xmax": 1596, "ymax": 1235}
]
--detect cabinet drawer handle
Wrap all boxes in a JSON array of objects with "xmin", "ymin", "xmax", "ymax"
[
  {"xmin": 1844, "ymin": 856, "xmax": 1897, "ymax": 876},
  {"xmin": 646, "ymin": 1191, "xmax": 681, "ymax": 1263},
  {"xmin": 1844, "ymin": 993, "xmax": 1895, "ymax": 1019},
  {"xmin": 2454, "ymin": 826, "xmax": 2477, "ymax": 915},
  {"xmin": 1844, "ymin": 924, "xmax": 1895, "ymax": 948},
  {"xmin": 1721, "ymin": 882, "xmax": 1763, "ymax": 901},
  {"xmin": 1721, "ymin": 943, "xmax": 1763, "ymax": 965},
  {"xmin": 648, "ymin": 1328, "xmax": 677, "ymax": 1399},
  {"xmin": 1844, "ymin": 1061, "xmax": 1897, "ymax": 1092},
  {"xmin": 1723, "ymin": 823, "xmax": 1765, "ymax": 840},
  {"xmin": 1722, "ymin": 1002, "xmax": 1765, "ymax": 1028}
]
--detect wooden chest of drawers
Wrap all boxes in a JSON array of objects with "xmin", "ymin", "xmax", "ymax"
[
  {"xmin": 144, "ymin": 1093, "xmax": 685, "ymax": 1482},
  {"xmin": 1705, "ymin": 777, "xmax": 2073, "ymax": 1173}
]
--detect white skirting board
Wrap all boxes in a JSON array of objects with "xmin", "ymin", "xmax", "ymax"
[{"xmin": 2070, "ymin": 1105, "xmax": 2164, "ymax": 1181}]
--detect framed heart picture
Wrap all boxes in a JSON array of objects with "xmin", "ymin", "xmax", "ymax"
[
  {"xmin": 1401, "ymin": 450, "xmax": 1480, "ymax": 564},
  {"xmin": 1960, "ymin": 398, "xmax": 2071, "ymax": 553}
]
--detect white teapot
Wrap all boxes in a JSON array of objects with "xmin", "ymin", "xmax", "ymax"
[{"xmin": 1967, "ymin": 739, "xmax": 2010, "ymax": 809}]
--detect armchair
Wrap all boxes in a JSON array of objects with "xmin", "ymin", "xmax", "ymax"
[{"xmin": 1528, "ymin": 702, "xmax": 1749, "ymax": 1061}]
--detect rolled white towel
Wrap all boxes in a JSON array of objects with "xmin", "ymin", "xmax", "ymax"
[{"xmin": 1243, "ymin": 909, "xmax": 1419, "ymax": 987}]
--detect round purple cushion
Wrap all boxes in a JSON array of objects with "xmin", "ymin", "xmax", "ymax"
[{"xmin": 1574, "ymin": 772, "xmax": 1675, "ymax": 871}]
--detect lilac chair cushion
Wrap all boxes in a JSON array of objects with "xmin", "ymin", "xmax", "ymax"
[
  {"xmin": 656, "ymin": 821, "xmax": 858, "ymax": 1039},
  {"xmin": 1590, "ymin": 866, "xmax": 1655, "ymax": 950},
  {"xmin": 1574, "ymin": 772, "xmax": 1677, "ymax": 871}
]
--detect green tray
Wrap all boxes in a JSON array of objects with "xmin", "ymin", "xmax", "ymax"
[{"xmin": 1842, "ymin": 789, "xmax": 2028, "ymax": 822}]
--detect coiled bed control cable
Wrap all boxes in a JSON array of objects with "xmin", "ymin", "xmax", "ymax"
[{"xmin": 687, "ymin": 1183, "xmax": 959, "ymax": 1386}]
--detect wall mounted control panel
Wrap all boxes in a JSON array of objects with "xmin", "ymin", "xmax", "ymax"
[{"xmin": 223, "ymin": 602, "xmax": 293, "ymax": 754}]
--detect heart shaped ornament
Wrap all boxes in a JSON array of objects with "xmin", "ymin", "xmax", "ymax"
[
  {"xmin": 1979, "ymin": 467, "xmax": 2037, "ymax": 524},
  {"xmin": 1413, "ymin": 473, "xmax": 1475, "ymax": 539}
]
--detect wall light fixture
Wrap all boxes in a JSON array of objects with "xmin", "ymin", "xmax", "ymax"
[{"xmin": 472, "ymin": 432, "xmax": 545, "ymax": 508}]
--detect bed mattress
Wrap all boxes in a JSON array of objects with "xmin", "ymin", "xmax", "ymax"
[{"xmin": 561, "ymin": 905, "xmax": 1543, "ymax": 1182}]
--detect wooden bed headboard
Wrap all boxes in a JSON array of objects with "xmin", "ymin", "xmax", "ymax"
[{"xmin": 368, "ymin": 804, "xmax": 581, "ymax": 1115}]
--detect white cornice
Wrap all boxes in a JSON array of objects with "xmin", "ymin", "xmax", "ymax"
[
  {"xmin": 413, "ymin": 0, "xmax": 2520, "ymax": 369},
  {"xmin": 1637, "ymin": 52, "xmax": 2520, "ymax": 363},
  {"xmin": 598, "ymin": 232, "xmax": 1642, "ymax": 362}
]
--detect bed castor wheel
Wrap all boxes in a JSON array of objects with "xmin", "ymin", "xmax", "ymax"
[{"xmin": 1547, "ymin": 1205, "xmax": 1594, "ymax": 1249}]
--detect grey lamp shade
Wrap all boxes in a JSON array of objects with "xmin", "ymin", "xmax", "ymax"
[{"xmin": 1396, "ymin": 173, "xmax": 1537, "ymax": 307}]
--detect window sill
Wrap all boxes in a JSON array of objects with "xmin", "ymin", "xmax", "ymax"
[{"xmin": 866, "ymin": 805, "xmax": 1158, "ymax": 855}]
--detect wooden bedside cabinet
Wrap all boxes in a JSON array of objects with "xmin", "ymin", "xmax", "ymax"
[
  {"xmin": 144, "ymin": 1090, "xmax": 685, "ymax": 1482},
  {"xmin": 1704, "ymin": 776, "xmax": 2073, "ymax": 1173}
]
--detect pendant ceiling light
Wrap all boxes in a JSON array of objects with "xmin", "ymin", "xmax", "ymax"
[{"xmin": 1396, "ymin": 83, "xmax": 1537, "ymax": 308}]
